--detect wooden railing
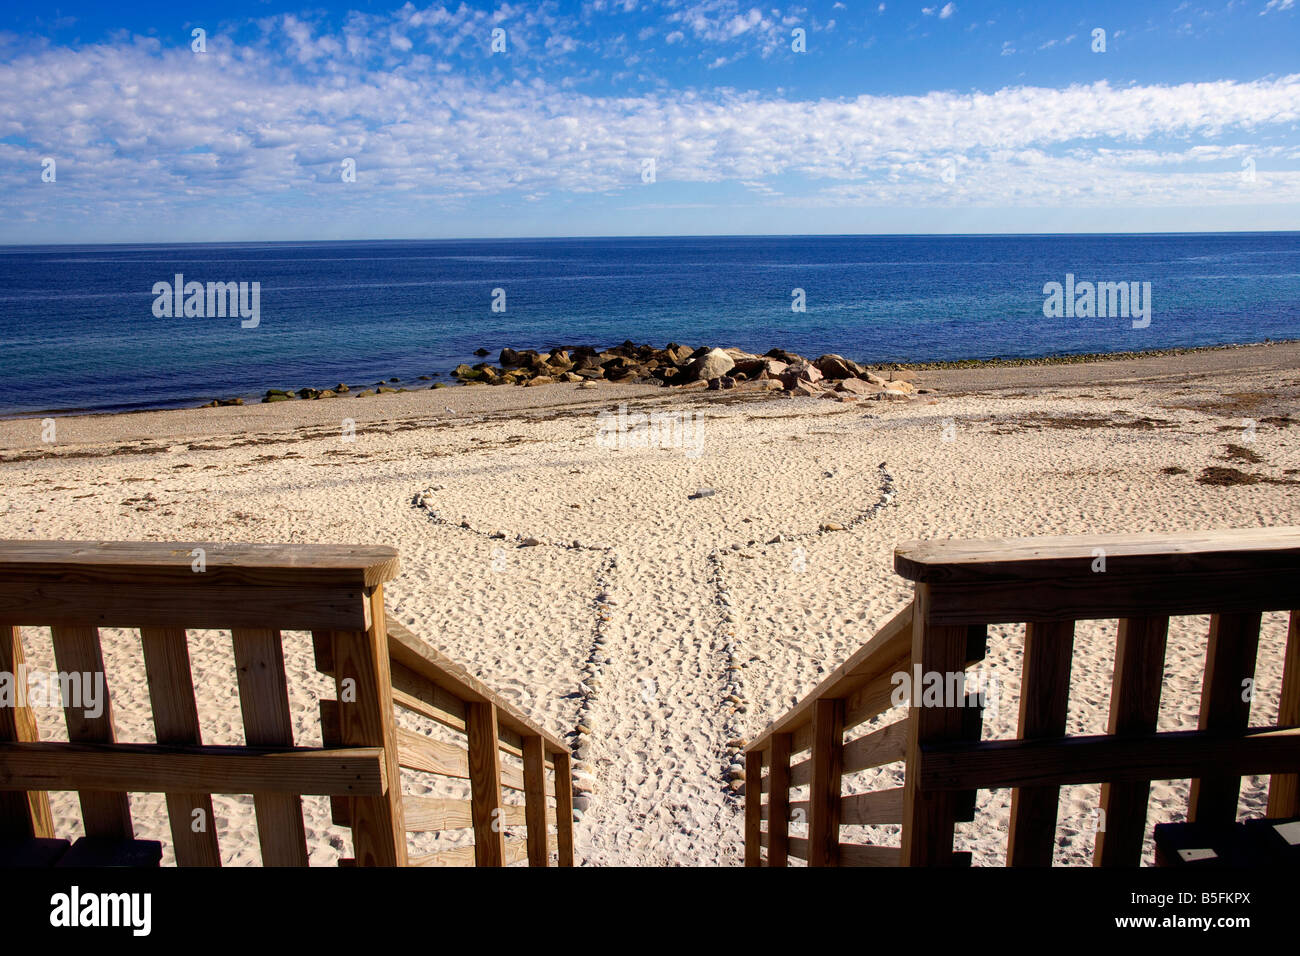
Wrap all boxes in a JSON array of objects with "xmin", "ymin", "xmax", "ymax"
[
  {"xmin": 0, "ymin": 540, "xmax": 573, "ymax": 866},
  {"xmin": 745, "ymin": 527, "xmax": 1300, "ymax": 866}
]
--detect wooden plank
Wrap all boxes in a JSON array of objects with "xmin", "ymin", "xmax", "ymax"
[
  {"xmin": 919, "ymin": 727, "xmax": 1300, "ymax": 790},
  {"xmin": 466, "ymin": 701, "xmax": 506, "ymax": 866},
  {"xmin": 808, "ymin": 699, "xmax": 845, "ymax": 867},
  {"xmin": 402, "ymin": 796, "xmax": 526, "ymax": 831},
  {"xmin": 522, "ymin": 735, "xmax": 549, "ymax": 866},
  {"xmin": 140, "ymin": 626, "xmax": 220, "ymax": 867},
  {"xmin": 396, "ymin": 726, "xmax": 470, "ymax": 778},
  {"xmin": 409, "ymin": 834, "xmax": 555, "ymax": 868},
  {"xmin": 387, "ymin": 621, "xmax": 567, "ymax": 754},
  {"xmin": 844, "ymin": 658, "xmax": 911, "ymax": 730},
  {"xmin": 747, "ymin": 604, "xmax": 912, "ymax": 752},
  {"xmin": 901, "ymin": 586, "xmax": 967, "ymax": 866},
  {"xmin": 49, "ymin": 625, "xmax": 132, "ymax": 839},
  {"xmin": 838, "ymin": 844, "xmax": 902, "ymax": 867},
  {"xmin": 391, "ymin": 677, "xmax": 466, "ymax": 732},
  {"xmin": 788, "ymin": 757, "xmax": 811, "ymax": 789},
  {"xmin": 744, "ymin": 750, "xmax": 762, "ymax": 866},
  {"xmin": 759, "ymin": 830, "xmax": 809, "ymax": 860},
  {"xmin": 1095, "ymin": 616, "xmax": 1169, "ymax": 867},
  {"xmin": 843, "ymin": 719, "xmax": 909, "ymax": 773},
  {"xmin": 232, "ymin": 627, "xmax": 308, "ymax": 867},
  {"xmin": 0, "ymin": 625, "xmax": 55, "ymax": 839},
  {"xmin": 553, "ymin": 750, "xmax": 575, "ymax": 867},
  {"xmin": 0, "ymin": 741, "xmax": 387, "ymax": 793},
  {"xmin": 325, "ymin": 589, "xmax": 407, "ymax": 866},
  {"xmin": 767, "ymin": 733, "xmax": 792, "ymax": 867},
  {"xmin": 1189, "ymin": 612, "xmax": 1262, "ymax": 823},
  {"xmin": 1007, "ymin": 620, "xmax": 1075, "ymax": 866},
  {"xmin": 841, "ymin": 788, "xmax": 905, "ymax": 826},
  {"xmin": 1267, "ymin": 610, "xmax": 1300, "ymax": 817}
]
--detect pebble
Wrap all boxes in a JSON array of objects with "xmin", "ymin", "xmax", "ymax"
[
  {"xmin": 820, "ymin": 522, "xmax": 844, "ymax": 532},
  {"xmin": 689, "ymin": 487, "xmax": 716, "ymax": 499},
  {"xmin": 519, "ymin": 537, "xmax": 543, "ymax": 547}
]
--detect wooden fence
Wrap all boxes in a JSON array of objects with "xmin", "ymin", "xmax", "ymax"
[
  {"xmin": 745, "ymin": 527, "xmax": 1300, "ymax": 866},
  {"xmin": 0, "ymin": 540, "xmax": 573, "ymax": 866}
]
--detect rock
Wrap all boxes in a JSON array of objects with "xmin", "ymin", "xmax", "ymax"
[
  {"xmin": 431, "ymin": 382, "xmax": 448, "ymax": 389},
  {"xmin": 499, "ymin": 348, "xmax": 525, "ymax": 366},
  {"xmin": 729, "ymin": 779, "xmax": 745, "ymax": 793},
  {"xmin": 873, "ymin": 389, "xmax": 911, "ymax": 401},
  {"xmin": 452, "ymin": 364, "xmax": 479, "ymax": 380},
  {"xmin": 778, "ymin": 362, "xmax": 823, "ymax": 390},
  {"xmin": 355, "ymin": 389, "xmax": 375, "ymax": 397},
  {"xmin": 889, "ymin": 369, "xmax": 919, "ymax": 382},
  {"xmin": 577, "ymin": 381, "xmax": 599, "ymax": 390},
  {"xmin": 813, "ymin": 353, "xmax": 864, "ymax": 379},
  {"xmin": 525, "ymin": 375, "xmax": 557, "ymax": 386},
  {"xmin": 837, "ymin": 378, "xmax": 877, "ymax": 395},
  {"xmin": 864, "ymin": 371, "xmax": 889, "ymax": 387},
  {"xmin": 296, "ymin": 388, "xmax": 319, "ymax": 399},
  {"xmin": 376, "ymin": 386, "xmax": 397, "ymax": 394},
  {"xmin": 764, "ymin": 348, "xmax": 805, "ymax": 364},
  {"xmin": 689, "ymin": 488, "xmax": 716, "ymax": 500},
  {"xmin": 789, "ymin": 383, "xmax": 822, "ymax": 397},
  {"xmin": 474, "ymin": 347, "xmax": 490, "ymax": 356},
  {"xmin": 334, "ymin": 383, "xmax": 350, "ymax": 392},
  {"xmin": 821, "ymin": 522, "xmax": 844, "ymax": 531},
  {"xmin": 317, "ymin": 390, "xmax": 337, "ymax": 399},
  {"xmin": 573, "ymin": 794, "xmax": 592, "ymax": 812},
  {"xmin": 263, "ymin": 393, "xmax": 292, "ymax": 403},
  {"xmin": 687, "ymin": 348, "xmax": 736, "ymax": 382}
]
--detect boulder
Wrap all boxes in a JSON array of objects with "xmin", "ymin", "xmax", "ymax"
[
  {"xmin": 778, "ymin": 362, "xmax": 823, "ymax": 389},
  {"xmin": 687, "ymin": 348, "xmax": 736, "ymax": 382},
  {"xmin": 334, "ymin": 383, "xmax": 350, "ymax": 393},
  {"xmin": 499, "ymin": 347, "xmax": 524, "ymax": 366},
  {"xmin": 765, "ymin": 348, "xmax": 805, "ymax": 365},
  {"xmin": 474, "ymin": 348, "xmax": 490, "ymax": 356},
  {"xmin": 525, "ymin": 375, "xmax": 556, "ymax": 386},
  {"xmin": 837, "ymin": 378, "xmax": 878, "ymax": 396},
  {"xmin": 814, "ymin": 354, "xmax": 865, "ymax": 379}
]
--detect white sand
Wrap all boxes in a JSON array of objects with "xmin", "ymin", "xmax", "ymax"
[{"xmin": 2, "ymin": 345, "xmax": 1297, "ymax": 866}]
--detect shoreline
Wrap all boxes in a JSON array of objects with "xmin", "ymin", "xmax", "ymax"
[{"xmin": 3, "ymin": 338, "xmax": 1297, "ymax": 424}]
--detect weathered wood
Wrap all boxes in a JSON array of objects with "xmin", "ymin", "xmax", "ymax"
[
  {"xmin": 838, "ymin": 844, "xmax": 903, "ymax": 867},
  {"xmin": 325, "ymin": 589, "xmax": 408, "ymax": 866},
  {"xmin": 1095, "ymin": 616, "xmax": 1169, "ymax": 867},
  {"xmin": 232, "ymin": 627, "xmax": 308, "ymax": 867},
  {"xmin": 920, "ymin": 727, "xmax": 1300, "ymax": 790},
  {"xmin": 395, "ymin": 726, "xmax": 470, "ymax": 778},
  {"xmin": 744, "ymin": 750, "xmax": 762, "ymax": 866},
  {"xmin": 552, "ymin": 750, "xmax": 575, "ymax": 867},
  {"xmin": 901, "ymin": 587, "xmax": 968, "ymax": 866},
  {"xmin": 843, "ymin": 719, "xmax": 909, "ymax": 773},
  {"xmin": 49, "ymin": 625, "xmax": 133, "ymax": 839},
  {"xmin": 140, "ymin": 626, "xmax": 220, "ymax": 867},
  {"xmin": 767, "ymin": 733, "xmax": 792, "ymax": 867},
  {"xmin": 410, "ymin": 834, "xmax": 555, "ymax": 868},
  {"xmin": 1189, "ymin": 612, "xmax": 1262, "ymax": 823},
  {"xmin": 0, "ymin": 741, "xmax": 387, "ymax": 793},
  {"xmin": 0, "ymin": 625, "xmax": 55, "ymax": 840},
  {"xmin": 402, "ymin": 796, "xmax": 525, "ymax": 831},
  {"xmin": 808, "ymin": 699, "xmax": 845, "ymax": 866},
  {"xmin": 844, "ymin": 658, "xmax": 911, "ymax": 731},
  {"xmin": 522, "ymin": 735, "xmax": 549, "ymax": 866},
  {"xmin": 1007, "ymin": 620, "xmax": 1075, "ymax": 866},
  {"xmin": 1267, "ymin": 610, "xmax": 1300, "ymax": 818},
  {"xmin": 841, "ymin": 788, "xmax": 905, "ymax": 826},
  {"xmin": 466, "ymin": 701, "xmax": 506, "ymax": 866}
]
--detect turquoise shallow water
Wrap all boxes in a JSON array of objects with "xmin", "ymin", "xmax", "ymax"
[{"xmin": 0, "ymin": 232, "xmax": 1297, "ymax": 417}]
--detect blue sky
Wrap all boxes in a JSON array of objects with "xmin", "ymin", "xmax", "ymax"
[{"xmin": 2, "ymin": 0, "xmax": 1299, "ymax": 241}]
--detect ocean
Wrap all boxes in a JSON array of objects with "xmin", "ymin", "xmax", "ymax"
[{"xmin": 1, "ymin": 232, "xmax": 1297, "ymax": 417}]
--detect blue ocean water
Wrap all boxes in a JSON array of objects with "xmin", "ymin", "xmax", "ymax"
[{"xmin": 0, "ymin": 233, "xmax": 1297, "ymax": 417}]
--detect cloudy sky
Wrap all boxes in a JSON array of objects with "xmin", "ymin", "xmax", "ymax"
[{"xmin": 2, "ymin": 0, "xmax": 1298, "ymax": 242}]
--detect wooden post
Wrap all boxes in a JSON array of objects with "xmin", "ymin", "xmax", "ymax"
[
  {"xmin": 140, "ymin": 626, "xmax": 221, "ymax": 866},
  {"xmin": 1267, "ymin": 610, "xmax": 1300, "ymax": 818},
  {"xmin": 0, "ymin": 625, "xmax": 55, "ymax": 840},
  {"xmin": 232, "ymin": 627, "xmax": 308, "ymax": 866},
  {"xmin": 467, "ymin": 701, "xmax": 506, "ymax": 866},
  {"xmin": 1007, "ymin": 620, "xmax": 1075, "ymax": 866},
  {"xmin": 325, "ymin": 586, "xmax": 408, "ymax": 866},
  {"xmin": 767, "ymin": 733, "xmax": 792, "ymax": 867},
  {"xmin": 522, "ymin": 735, "xmax": 549, "ymax": 866},
  {"xmin": 808, "ymin": 699, "xmax": 845, "ymax": 866},
  {"xmin": 50, "ymin": 625, "xmax": 133, "ymax": 839},
  {"xmin": 1189, "ymin": 612, "xmax": 1261, "ymax": 823},
  {"xmin": 901, "ymin": 587, "xmax": 969, "ymax": 866},
  {"xmin": 1094, "ymin": 616, "xmax": 1168, "ymax": 867},
  {"xmin": 553, "ymin": 750, "xmax": 575, "ymax": 867},
  {"xmin": 744, "ymin": 750, "xmax": 762, "ymax": 866}
]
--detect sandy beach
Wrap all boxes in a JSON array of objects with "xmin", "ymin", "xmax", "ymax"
[{"xmin": 2, "ymin": 341, "xmax": 1297, "ymax": 866}]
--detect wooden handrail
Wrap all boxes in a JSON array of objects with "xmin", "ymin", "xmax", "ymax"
[{"xmin": 746, "ymin": 527, "xmax": 1300, "ymax": 868}]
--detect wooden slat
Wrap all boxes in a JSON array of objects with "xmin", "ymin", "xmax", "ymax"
[
  {"xmin": 901, "ymin": 587, "xmax": 967, "ymax": 866},
  {"xmin": 838, "ymin": 843, "xmax": 902, "ymax": 867},
  {"xmin": 1007, "ymin": 620, "xmax": 1075, "ymax": 866},
  {"xmin": 140, "ymin": 626, "xmax": 220, "ymax": 867},
  {"xmin": 843, "ymin": 719, "xmax": 909, "ymax": 773},
  {"xmin": 788, "ymin": 757, "xmax": 810, "ymax": 789},
  {"xmin": 324, "ymin": 588, "xmax": 408, "ymax": 866},
  {"xmin": 744, "ymin": 750, "xmax": 762, "ymax": 866},
  {"xmin": 767, "ymin": 733, "xmax": 792, "ymax": 867},
  {"xmin": 410, "ymin": 834, "xmax": 556, "ymax": 868},
  {"xmin": 1189, "ymin": 612, "xmax": 1262, "ymax": 823},
  {"xmin": 522, "ymin": 735, "xmax": 549, "ymax": 866},
  {"xmin": 391, "ymin": 678, "xmax": 466, "ymax": 732},
  {"xmin": 0, "ymin": 741, "xmax": 386, "ymax": 793},
  {"xmin": 1268, "ymin": 610, "xmax": 1300, "ymax": 817},
  {"xmin": 748, "ymin": 604, "xmax": 912, "ymax": 751},
  {"xmin": 841, "ymin": 788, "xmax": 905, "ymax": 826},
  {"xmin": 808, "ymin": 699, "xmax": 845, "ymax": 866},
  {"xmin": 467, "ymin": 701, "xmax": 506, "ymax": 866},
  {"xmin": 759, "ymin": 830, "xmax": 809, "ymax": 860},
  {"xmin": 49, "ymin": 625, "xmax": 133, "ymax": 839},
  {"xmin": 553, "ymin": 750, "xmax": 575, "ymax": 867},
  {"xmin": 919, "ymin": 726, "xmax": 1300, "ymax": 790},
  {"xmin": 844, "ymin": 658, "xmax": 910, "ymax": 730},
  {"xmin": 402, "ymin": 796, "xmax": 526, "ymax": 831},
  {"xmin": 396, "ymin": 726, "xmax": 470, "ymax": 778},
  {"xmin": 232, "ymin": 627, "xmax": 308, "ymax": 866},
  {"xmin": 1094, "ymin": 616, "xmax": 1169, "ymax": 867},
  {"xmin": 0, "ymin": 625, "xmax": 55, "ymax": 839}
]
